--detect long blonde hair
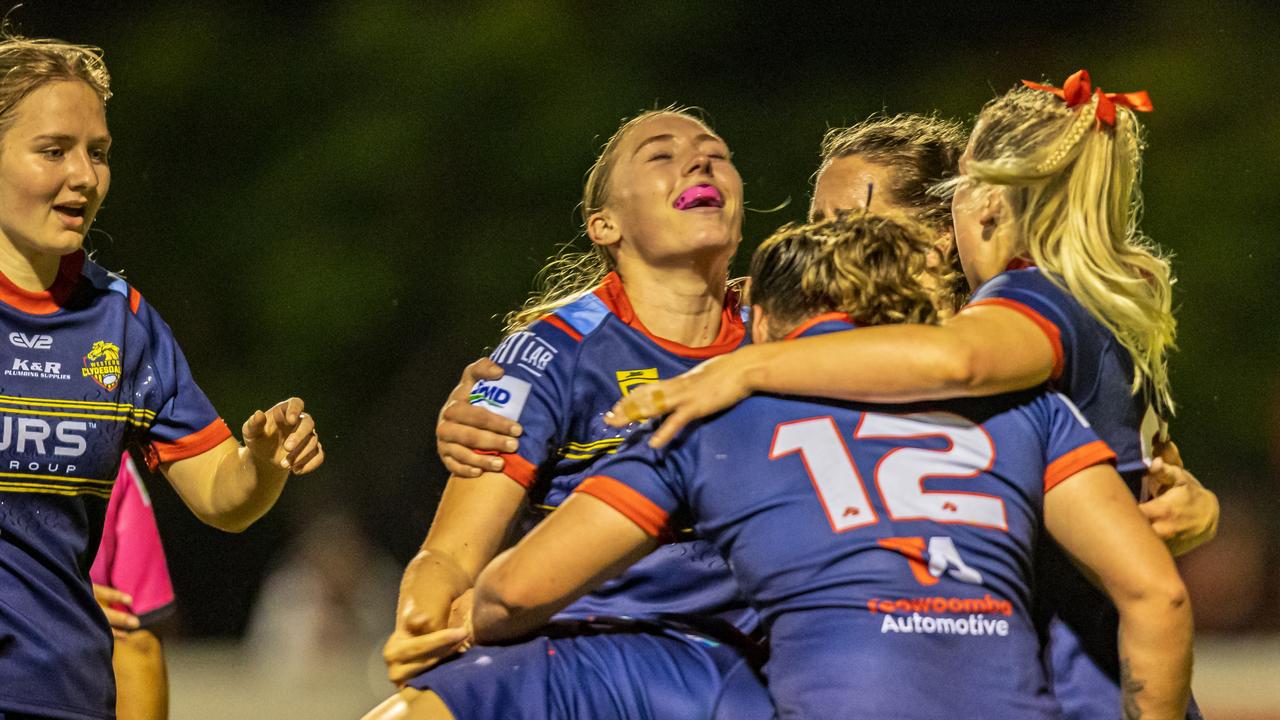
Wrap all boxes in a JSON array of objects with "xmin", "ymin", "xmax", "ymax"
[
  {"xmin": 750, "ymin": 210, "xmax": 942, "ymax": 335},
  {"xmin": 503, "ymin": 106, "xmax": 713, "ymax": 334},
  {"xmin": 967, "ymin": 83, "xmax": 1176, "ymax": 414}
]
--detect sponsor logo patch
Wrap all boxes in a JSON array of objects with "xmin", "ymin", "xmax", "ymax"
[
  {"xmin": 8, "ymin": 333, "xmax": 53, "ymax": 349},
  {"xmin": 5, "ymin": 358, "xmax": 71, "ymax": 381},
  {"xmin": 615, "ymin": 368, "xmax": 659, "ymax": 396},
  {"xmin": 469, "ymin": 376, "xmax": 532, "ymax": 422},
  {"xmin": 82, "ymin": 340, "xmax": 122, "ymax": 391},
  {"xmin": 491, "ymin": 332, "xmax": 558, "ymax": 376}
]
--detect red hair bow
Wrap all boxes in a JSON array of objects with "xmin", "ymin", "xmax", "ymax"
[{"xmin": 1022, "ymin": 69, "xmax": 1152, "ymax": 127}]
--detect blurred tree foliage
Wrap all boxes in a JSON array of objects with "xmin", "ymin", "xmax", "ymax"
[{"xmin": 16, "ymin": 0, "xmax": 1277, "ymax": 635}]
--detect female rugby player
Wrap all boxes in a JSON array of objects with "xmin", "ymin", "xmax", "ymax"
[
  {"xmin": 469, "ymin": 209, "xmax": 1193, "ymax": 720},
  {"xmin": 606, "ymin": 72, "xmax": 1213, "ymax": 720},
  {"xmin": 366, "ymin": 109, "xmax": 773, "ymax": 720},
  {"xmin": 0, "ymin": 36, "xmax": 323, "ymax": 720}
]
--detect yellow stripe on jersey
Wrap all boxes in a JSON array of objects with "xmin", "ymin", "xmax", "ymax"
[
  {"xmin": 563, "ymin": 438, "xmax": 625, "ymax": 451},
  {"xmin": 0, "ymin": 404, "xmax": 151, "ymax": 427},
  {"xmin": 0, "ymin": 481, "xmax": 113, "ymax": 499},
  {"xmin": 561, "ymin": 436, "xmax": 625, "ymax": 460},
  {"xmin": 0, "ymin": 393, "xmax": 156, "ymax": 419},
  {"xmin": 0, "ymin": 470, "xmax": 113, "ymax": 486}
]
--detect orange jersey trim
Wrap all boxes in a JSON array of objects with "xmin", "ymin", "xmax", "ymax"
[
  {"xmin": 784, "ymin": 312, "xmax": 853, "ymax": 340},
  {"xmin": 594, "ymin": 272, "xmax": 744, "ymax": 359},
  {"xmin": 474, "ymin": 450, "xmax": 537, "ymax": 489},
  {"xmin": 576, "ymin": 475, "xmax": 671, "ymax": 539},
  {"xmin": 128, "ymin": 286, "xmax": 142, "ymax": 314},
  {"xmin": 0, "ymin": 250, "xmax": 84, "ymax": 315},
  {"xmin": 1044, "ymin": 440, "xmax": 1117, "ymax": 492},
  {"xmin": 541, "ymin": 314, "xmax": 583, "ymax": 342},
  {"xmin": 963, "ymin": 297, "xmax": 1064, "ymax": 381},
  {"xmin": 146, "ymin": 418, "xmax": 233, "ymax": 470}
]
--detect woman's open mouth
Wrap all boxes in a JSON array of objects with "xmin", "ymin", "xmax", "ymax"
[
  {"xmin": 53, "ymin": 204, "xmax": 87, "ymax": 229},
  {"xmin": 674, "ymin": 184, "xmax": 724, "ymax": 210}
]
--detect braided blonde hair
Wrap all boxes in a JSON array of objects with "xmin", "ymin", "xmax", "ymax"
[{"xmin": 967, "ymin": 83, "xmax": 1176, "ymax": 414}]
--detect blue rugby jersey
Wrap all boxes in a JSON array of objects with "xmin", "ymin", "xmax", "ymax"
[
  {"xmin": 468, "ymin": 271, "xmax": 756, "ymax": 628},
  {"xmin": 577, "ymin": 316, "xmax": 1116, "ymax": 720},
  {"xmin": 966, "ymin": 267, "xmax": 1191, "ymax": 719},
  {"xmin": 0, "ymin": 251, "xmax": 231, "ymax": 720}
]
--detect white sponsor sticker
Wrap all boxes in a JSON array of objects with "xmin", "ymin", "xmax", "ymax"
[{"xmin": 469, "ymin": 376, "xmax": 532, "ymax": 422}]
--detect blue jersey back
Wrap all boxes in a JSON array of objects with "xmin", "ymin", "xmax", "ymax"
[
  {"xmin": 468, "ymin": 272, "xmax": 755, "ymax": 628},
  {"xmin": 579, "ymin": 318, "xmax": 1115, "ymax": 720},
  {"xmin": 967, "ymin": 268, "xmax": 1180, "ymax": 719},
  {"xmin": 0, "ymin": 252, "xmax": 230, "ymax": 720}
]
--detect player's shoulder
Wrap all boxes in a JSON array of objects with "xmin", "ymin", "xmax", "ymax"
[
  {"xmin": 77, "ymin": 255, "xmax": 145, "ymax": 315},
  {"xmin": 543, "ymin": 290, "xmax": 614, "ymax": 343},
  {"xmin": 971, "ymin": 267, "xmax": 1064, "ymax": 302}
]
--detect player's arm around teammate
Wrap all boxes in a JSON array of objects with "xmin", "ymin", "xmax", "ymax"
[
  {"xmin": 468, "ymin": 463, "xmax": 1192, "ymax": 719},
  {"xmin": 604, "ymin": 79, "xmax": 1217, "ymax": 556}
]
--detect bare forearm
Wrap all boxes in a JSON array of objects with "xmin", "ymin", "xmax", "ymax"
[
  {"xmin": 203, "ymin": 445, "xmax": 290, "ymax": 532},
  {"xmin": 1117, "ymin": 594, "xmax": 1193, "ymax": 719},
  {"xmin": 161, "ymin": 441, "xmax": 288, "ymax": 533},
  {"xmin": 741, "ymin": 325, "xmax": 987, "ymax": 402},
  {"xmin": 395, "ymin": 472, "xmax": 527, "ymax": 634},
  {"xmin": 740, "ymin": 314, "xmax": 1051, "ymax": 403},
  {"xmin": 113, "ymin": 630, "xmax": 168, "ymax": 720},
  {"xmin": 470, "ymin": 550, "xmax": 557, "ymax": 644}
]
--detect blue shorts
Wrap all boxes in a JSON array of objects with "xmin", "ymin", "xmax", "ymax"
[{"xmin": 407, "ymin": 625, "xmax": 774, "ymax": 720}]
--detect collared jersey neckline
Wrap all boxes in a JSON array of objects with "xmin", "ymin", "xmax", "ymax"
[
  {"xmin": 0, "ymin": 250, "xmax": 84, "ymax": 314},
  {"xmin": 593, "ymin": 271, "xmax": 745, "ymax": 359}
]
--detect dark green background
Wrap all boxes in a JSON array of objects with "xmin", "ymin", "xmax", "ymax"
[{"xmin": 19, "ymin": 1, "xmax": 1278, "ymax": 636}]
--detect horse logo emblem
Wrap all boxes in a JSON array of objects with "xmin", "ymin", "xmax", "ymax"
[{"xmin": 82, "ymin": 340, "xmax": 122, "ymax": 391}]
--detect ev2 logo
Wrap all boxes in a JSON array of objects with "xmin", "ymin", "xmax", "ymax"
[{"xmin": 9, "ymin": 333, "xmax": 52, "ymax": 350}]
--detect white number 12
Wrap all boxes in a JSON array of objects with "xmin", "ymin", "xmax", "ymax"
[{"xmin": 769, "ymin": 412, "xmax": 1007, "ymax": 533}]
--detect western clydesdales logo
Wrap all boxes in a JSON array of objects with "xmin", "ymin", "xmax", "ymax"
[
  {"xmin": 82, "ymin": 340, "xmax": 122, "ymax": 391},
  {"xmin": 616, "ymin": 368, "xmax": 659, "ymax": 396}
]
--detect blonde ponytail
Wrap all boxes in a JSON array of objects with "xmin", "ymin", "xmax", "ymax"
[{"xmin": 967, "ymin": 84, "xmax": 1176, "ymax": 415}]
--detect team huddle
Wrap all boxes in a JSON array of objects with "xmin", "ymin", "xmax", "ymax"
[{"xmin": 0, "ymin": 29, "xmax": 1216, "ymax": 720}]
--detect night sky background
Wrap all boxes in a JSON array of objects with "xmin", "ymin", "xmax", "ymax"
[{"xmin": 14, "ymin": 1, "xmax": 1277, "ymax": 637}]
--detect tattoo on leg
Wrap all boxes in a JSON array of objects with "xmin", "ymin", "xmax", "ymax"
[{"xmin": 1121, "ymin": 659, "xmax": 1145, "ymax": 719}]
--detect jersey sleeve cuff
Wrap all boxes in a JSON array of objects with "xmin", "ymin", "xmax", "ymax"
[
  {"xmin": 473, "ymin": 451, "xmax": 537, "ymax": 488},
  {"xmin": 145, "ymin": 418, "xmax": 233, "ymax": 471},
  {"xmin": 964, "ymin": 297, "xmax": 1065, "ymax": 381},
  {"xmin": 1044, "ymin": 440, "xmax": 1117, "ymax": 492},
  {"xmin": 576, "ymin": 475, "xmax": 672, "ymax": 540},
  {"xmin": 135, "ymin": 601, "xmax": 176, "ymax": 630}
]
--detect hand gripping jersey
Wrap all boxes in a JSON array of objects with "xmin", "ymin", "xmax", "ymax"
[
  {"xmin": 0, "ymin": 251, "xmax": 230, "ymax": 720},
  {"xmin": 577, "ymin": 316, "xmax": 1117, "ymax": 720},
  {"xmin": 90, "ymin": 452, "xmax": 176, "ymax": 629},
  {"xmin": 967, "ymin": 268, "xmax": 1201, "ymax": 720},
  {"xmin": 468, "ymin": 272, "xmax": 755, "ymax": 628}
]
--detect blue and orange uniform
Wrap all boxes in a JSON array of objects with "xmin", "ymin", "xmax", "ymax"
[
  {"xmin": 576, "ymin": 316, "xmax": 1117, "ymax": 720},
  {"xmin": 409, "ymin": 272, "xmax": 771, "ymax": 720},
  {"xmin": 965, "ymin": 267, "xmax": 1202, "ymax": 720},
  {"xmin": 0, "ymin": 250, "xmax": 231, "ymax": 720}
]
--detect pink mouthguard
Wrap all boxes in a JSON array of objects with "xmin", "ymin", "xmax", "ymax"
[{"xmin": 674, "ymin": 185, "xmax": 724, "ymax": 210}]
